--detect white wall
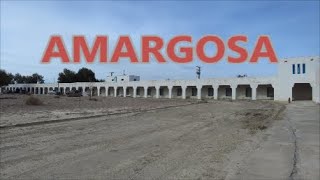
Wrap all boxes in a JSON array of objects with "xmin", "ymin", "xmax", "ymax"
[
  {"xmin": 277, "ymin": 56, "xmax": 320, "ymax": 103},
  {"xmin": 3, "ymin": 57, "xmax": 319, "ymax": 103}
]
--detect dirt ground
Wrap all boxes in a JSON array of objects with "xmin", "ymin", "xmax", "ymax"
[{"xmin": 0, "ymin": 94, "xmax": 284, "ymax": 179}]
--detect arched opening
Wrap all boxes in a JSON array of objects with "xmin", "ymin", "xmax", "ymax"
[
  {"xmin": 78, "ymin": 87, "xmax": 83, "ymax": 95},
  {"xmin": 136, "ymin": 87, "xmax": 144, "ymax": 97},
  {"xmin": 100, "ymin": 87, "xmax": 106, "ymax": 96},
  {"xmin": 292, "ymin": 83, "xmax": 312, "ymax": 101},
  {"xmin": 126, "ymin": 87, "xmax": 134, "ymax": 97},
  {"xmin": 40, "ymin": 87, "xmax": 43, "ymax": 94},
  {"xmin": 236, "ymin": 84, "xmax": 251, "ymax": 100},
  {"xmin": 84, "ymin": 87, "xmax": 90, "ymax": 96},
  {"xmin": 44, "ymin": 87, "xmax": 48, "ymax": 94},
  {"xmin": 257, "ymin": 84, "xmax": 274, "ymax": 100},
  {"xmin": 60, "ymin": 87, "xmax": 64, "ymax": 94},
  {"xmin": 116, "ymin": 87, "xmax": 124, "ymax": 97},
  {"xmin": 92, "ymin": 87, "xmax": 98, "ymax": 96},
  {"xmin": 201, "ymin": 85, "xmax": 213, "ymax": 99},
  {"xmin": 15, "ymin": 88, "xmax": 20, "ymax": 93},
  {"xmin": 159, "ymin": 86, "xmax": 169, "ymax": 98},
  {"xmin": 218, "ymin": 85, "xmax": 232, "ymax": 100},
  {"xmin": 186, "ymin": 86, "xmax": 197, "ymax": 99},
  {"xmin": 172, "ymin": 86, "xmax": 183, "ymax": 99},
  {"xmin": 65, "ymin": 87, "xmax": 71, "ymax": 94},
  {"xmin": 108, "ymin": 87, "xmax": 115, "ymax": 96},
  {"xmin": 147, "ymin": 87, "xmax": 156, "ymax": 98}
]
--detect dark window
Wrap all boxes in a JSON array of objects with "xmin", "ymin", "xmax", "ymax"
[
  {"xmin": 136, "ymin": 88, "xmax": 140, "ymax": 95},
  {"xmin": 121, "ymin": 79, "xmax": 124, "ymax": 81},
  {"xmin": 133, "ymin": 79, "xmax": 136, "ymax": 81},
  {"xmin": 191, "ymin": 88, "xmax": 197, "ymax": 96},
  {"xmin": 177, "ymin": 88, "xmax": 182, "ymax": 96},
  {"xmin": 245, "ymin": 87, "xmax": 252, "ymax": 97},
  {"xmin": 208, "ymin": 88, "xmax": 213, "ymax": 96},
  {"xmin": 226, "ymin": 88, "xmax": 232, "ymax": 96},
  {"xmin": 147, "ymin": 88, "xmax": 151, "ymax": 96},
  {"xmin": 302, "ymin": 63, "xmax": 306, "ymax": 74},
  {"xmin": 159, "ymin": 88, "xmax": 164, "ymax": 96},
  {"xmin": 297, "ymin": 64, "xmax": 300, "ymax": 74},
  {"xmin": 267, "ymin": 87, "xmax": 274, "ymax": 97},
  {"xmin": 292, "ymin": 64, "xmax": 295, "ymax": 74}
]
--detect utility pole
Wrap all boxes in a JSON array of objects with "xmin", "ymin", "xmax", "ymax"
[{"xmin": 196, "ymin": 66, "xmax": 201, "ymax": 79}]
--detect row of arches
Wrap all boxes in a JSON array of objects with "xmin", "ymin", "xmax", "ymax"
[{"xmin": 4, "ymin": 83, "xmax": 313, "ymax": 101}]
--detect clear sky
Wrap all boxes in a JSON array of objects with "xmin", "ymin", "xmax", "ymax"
[{"xmin": 1, "ymin": 1, "xmax": 319, "ymax": 83}]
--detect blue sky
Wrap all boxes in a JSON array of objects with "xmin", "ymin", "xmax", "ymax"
[{"xmin": 1, "ymin": 1, "xmax": 319, "ymax": 82}]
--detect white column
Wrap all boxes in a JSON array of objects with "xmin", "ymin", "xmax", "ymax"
[
  {"xmin": 144, "ymin": 87, "xmax": 148, "ymax": 98},
  {"xmin": 97, "ymin": 87, "xmax": 100, "ymax": 96},
  {"xmin": 251, "ymin": 84, "xmax": 258, "ymax": 100},
  {"xmin": 105, "ymin": 87, "xmax": 109, "ymax": 97},
  {"xmin": 289, "ymin": 83, "xmax": 294, "ymax": 101},
  {"xmin": 182, "ymin": 86, "xmax": 186, "ymax": 99},
  {"xmin": 197, "ymin": 85, "xmax": 202, "ymax": 100},
  {"xmin": 213, "ymin": 85, "xmax": 219, "ymax": 100},
  {"xmin": 123, "ymin": 87, "xmax": 127, "ymax": 97},
  {"xmin": 133, "ymin": 87, "xmax": 137, "ymax": 98},
  {"xmin": 156, "ymin": 87, "xmax": 160, "ymax": 99},
  {"xmin": 231, "ymin": 85, "xmax": 237, "ymax": 100},
  {"xmin": 82, "ymin": 87, "xmax": 85, "ymax": 96},
  {"xmin": 168, "ymin": 86, "xmax": 173, "ymax": 99},
  {"xmin": 114, "ymin": 87, "xmax": 117, "ymax": 97}
]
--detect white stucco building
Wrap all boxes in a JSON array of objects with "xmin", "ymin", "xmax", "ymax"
[{"xmin": 2, "ymin": 56, "xmax": 319, "ymax": 103}]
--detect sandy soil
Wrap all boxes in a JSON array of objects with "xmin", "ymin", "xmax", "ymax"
[
  {"xmin": 0, "ymin": 94, "xmax": 284, "ymax": 179},
  {"xmin": 0, "ymin": 94, "xmax": 193, "ymax": 127}
]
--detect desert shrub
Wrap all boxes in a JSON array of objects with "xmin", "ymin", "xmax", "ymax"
[
  {"xmin": 89, "ymin": 97, "xmax": 98, "ymax": 101},
  {"xmin": 25, "ymin": 96, "xmax": 43, "ymax": 105}
]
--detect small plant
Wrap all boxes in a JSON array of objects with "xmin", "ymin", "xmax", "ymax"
[
  {"xmin": 89, "ymin": 97, "xmax": 98, "ymax": 101},
  {"xmin": 25, "ymin": 96, "xmax": 43, "ymax": 105}
]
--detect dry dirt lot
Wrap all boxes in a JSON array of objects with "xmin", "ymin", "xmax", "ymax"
[{"xmin": 0, "ymin": 94, "xmax": 284, "ymax": 179}]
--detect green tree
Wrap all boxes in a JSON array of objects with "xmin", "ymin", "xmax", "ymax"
[
  {"xmin": 76, "ymin": 68, "xmax": 97, "ymax": 82},
  {"xmin": 58, "ymin": 68, "xmax": 77, "ymax": 83},
  {"xmin": 29, "ymin": 73, "xmax": 44, "ymax": 83},
  {"xmin": 14, "ymin": 73, "xmax": 25, "ymax": 83},
  {"xmin": 0, "ymin": 69, "xmax": 14, "ymax": 86}
]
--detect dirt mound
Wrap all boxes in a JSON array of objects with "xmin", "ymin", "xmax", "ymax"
[{"xmin": 25, "ymin": 96, "xmax": 43, "ymax": 106}]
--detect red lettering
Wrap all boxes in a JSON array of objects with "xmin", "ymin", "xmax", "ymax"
[
  {"xmin": 197, "ymin": 36, "xmax": 224, "ymax": 63},
  {"xmin": 111, "ymin": 36, "xmax": 138, "ymax": 63},
  {"xmin": 167, "ymin": 36, "xmax": 192, "ymax": 63},
  {"xmin": 250, "ymin": 36, "xmax": 278, "ymax": 63},
  {"xmin": 228, "ymin": 35, "xmax": 248, "ymax": 63},
  {"xmin": 42, "ymin": 36, "xmax": 69, "ymax": 63},
  {"xmin": 73, "ymin": 36, "xmax": 107, "ymax": 63},
  {"xmin": 142, "ymin": 36, "xmax": 165, "ymax": 63}
]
